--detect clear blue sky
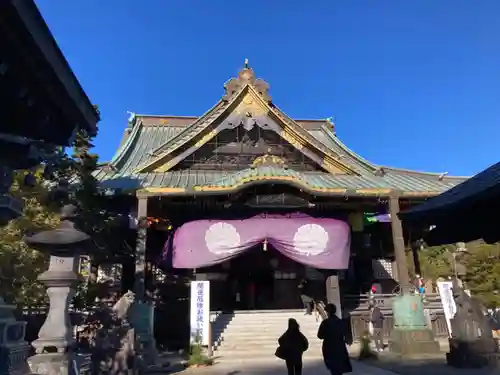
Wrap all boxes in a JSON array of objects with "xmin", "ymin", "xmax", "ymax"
[{"xmin": 36, "ymin": 0, "xmax": 499, "ymax": 176}]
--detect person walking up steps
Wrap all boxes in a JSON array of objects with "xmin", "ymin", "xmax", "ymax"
[
  {"xmin": 276, "ymin": 319, "xmax": 309, "ymax": 375},
  {"xmin": 298, "ymin": 278, "xmax": 313, "ymax": 315},
  {"xmin": 317, "ymin": 304, "xmax": 352, "ymax": 375},
  {"xmin": 369, "ymin": 303, "xmax": 385, "ymax": 352}
]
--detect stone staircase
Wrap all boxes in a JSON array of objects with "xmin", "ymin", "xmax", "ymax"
[{"xmin": 210, "ymin": 309, "xmax": 324, "ymax": 361}]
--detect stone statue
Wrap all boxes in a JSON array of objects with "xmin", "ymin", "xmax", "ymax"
[
  {"xmin": 78, "ymin": 291, "xmax": 137, "ymax": 375},
  {"xmin": 446, "ymin": 286, "xmax": 499, "ymax": 368},
  {"xmin": 450, "ymin": 287, "xmax": 491, "ymax": 341},
  {"xmin": 112, "ymin": 290, "xmax": 135, "ymax": 320}
]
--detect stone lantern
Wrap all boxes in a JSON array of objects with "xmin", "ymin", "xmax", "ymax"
[
  {"xmin": 23, "ymin": 204, "xmax": 92, "ymax": 375},
  {"xmin": 0, "ymin": 297, "xmax": 31, "ymax": 375}
]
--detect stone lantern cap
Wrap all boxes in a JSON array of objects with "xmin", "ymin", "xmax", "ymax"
[{"xmin": 23, "ymin": 204, "xmax": 92, "ymax": 253}]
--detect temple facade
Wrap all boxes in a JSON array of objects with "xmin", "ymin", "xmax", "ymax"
[{"xmin": 96, "ymin": 63, "xmax": 467, "ymax": 342}]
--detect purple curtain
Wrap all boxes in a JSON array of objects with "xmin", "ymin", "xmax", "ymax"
[{"xmin": 168, "ymin": 213, "xmax": 350, "ymax": 270}]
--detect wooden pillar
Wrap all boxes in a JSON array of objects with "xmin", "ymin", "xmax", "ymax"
[
  {"xmin": 134, "ymin": 196, "xmax": 148, "ymax": 301},
  {"xmin": 388, "ymin": 196, "xmax": 410, "ymax": 293},
  {"xmin": 325, "ymin": 274, "xmax": 342, "ymax": 318}
]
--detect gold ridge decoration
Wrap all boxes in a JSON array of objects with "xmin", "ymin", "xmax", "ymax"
[
  {"xmin": 193, "ymin": 175, "xmax": 349, "ymax": 194},
  {"xmin": 279, "ymin": 130, "xmax": 303, "ymax": 150},
  {"xmin": 194, "ymin": 129, "xmax": 217, "ymax": 148},
  {"xmin": 234, "ymin": 92, "xmax": 268, "ymax": 116},
  {"xmin": 154, "ymin": 160, "xmax": 172, "ymax": 173},
  {"xmin": 402, "ymin": 191, "xmax": 442, "ymax": 197},
  {"xmin": 251, "ymin": 154, "xmax": 286, "ymax": 168},
  {"xmin": 138, "ymin": 187, "xmax": 186, "ymax": 194},
  {"xmin": 321, "ymin": 158, "xmax": 344, "ymax": 174},
  {"xmin": 356, "ymin": 188, "xmax": 392, "ymax": 195}
]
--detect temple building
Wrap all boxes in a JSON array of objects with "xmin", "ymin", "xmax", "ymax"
[{"xmin": 95, "ymin": 63, "xmax": 467, "ymax": 340}]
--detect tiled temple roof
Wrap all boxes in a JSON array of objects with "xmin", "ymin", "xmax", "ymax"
[
  {"xmin": 400, "ymin": 160, "xmax": 500, "ymax": 222},
  {"xmin": 95, "ymin": 119, "xmax": 466, "ymax": 196},
  {"xmin": 95, "ymin": 64, "xmax": 468, "ymax": 198}
]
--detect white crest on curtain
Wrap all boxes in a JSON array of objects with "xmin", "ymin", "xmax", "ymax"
[
  {"xmin": 293, "ymin": 224, "xmax": 329, "ymax": 256},
  {"xmin": 205, "ymin": 222, "xmax": 241, "ymax": 255}
]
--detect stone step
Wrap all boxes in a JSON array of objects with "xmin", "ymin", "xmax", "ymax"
[
  {"xmin": 214, "ymin": 319, "xmax": 319, "ymax": 326},
  {"xmin": 214, "ymin": 324, "xmax": 319, "ymax": 332},
  {"xmin": 215, "ymin": 341, "xmax": 323, "ymax": 348},
  {"xmin": 212, "ymin": 311, "xmax": 324, "ymax": 361},
  {"xmin": 211, "ymin": 309, "xmax": 306, "ymax": 316},
  {"xmin": 216, "ymin": 326, "xmax": 319, "ymax": 333},
  {"xmin": 212, "ymin": 315, "xmax": 316, "ymax": 322},
  {"xmin": 215, "ymin": 331, "xmax": 319, "ymax": 339},
  {"xmin": 217, "ymin": 342, "xmax": 323, "ymax": 350},
  {"xmin": 215, "ymin": 349, "xmax": 325, "ymax": 359},
  {"xmin": 219, "ymin": 331, "xmax": 320, "ymax": 338},
  {"xmin": 213, "ymin": 318, "xmax": 320, "ymax": 325},
  {"xmin": 214, "ymin": 311, "xmax": 314, "ymax": 317},
  {"xmin": 215, "ymin": 324, "xmax": 319, "ymax": 331},
  {"xmin": 219, "ymin": 329, "xmax": 317, "ymax": 340},
  {"xmin": 216, "ymin": 324, "xmax": 319, "ymax": 332}
]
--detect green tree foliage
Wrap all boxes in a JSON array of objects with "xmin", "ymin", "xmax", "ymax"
[
  {"xmin": 407, "ymin": 244, "xmax": 454, "ymax": 280},
  {"xmin": 462, "ymin": 241, "xmax": 500, "ymax": 308},
  {"xmin": 0, "ymin": 170, "xmax": 59, "ymax": 305},
  {"xmin": 409, "ymin": 241, "xmax": 500, "ymax": 307},
  {"xmin": 70, "ymin": 129, "xmax": 128, "ymax": 263}
]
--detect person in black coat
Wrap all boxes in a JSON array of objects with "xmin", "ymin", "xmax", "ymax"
[
  {"xmin": 317, "ymin": 304, "xmax": 352, "ymax": 375},
  {"xmin": 298, "ymin": 279, "xmax": 313, "ymax": 315},
  {"xmin": 277, "ymin": 319, "xmax": 309, "ymax": 375},
  {"xmin": 369, "ymin": 303, "xmax": 385, "ymax": 352}
]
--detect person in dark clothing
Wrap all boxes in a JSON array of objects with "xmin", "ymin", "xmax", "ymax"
[
  {"xmin": 277, "ymin": 319, "xmax": 309, "ymax": 375},
  {"xmin": 369, "ymin": 303, "xmax": 385, "ymax": 352},
  {"xmin": 317, "ymin": 304, "xmax": 352, "ymax": 375},
  {"xmin": 298, "ymin": 279, "xmax": 313, "ymax": 315}
]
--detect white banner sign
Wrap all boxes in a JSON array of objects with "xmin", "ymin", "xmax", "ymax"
[
  {"xmin": 437, "ymin": 280, "xmax": 456, "ymax": 336},
  {"xmin": 190, "ymin": 280, "xmax": 210, "ymax": 345}
]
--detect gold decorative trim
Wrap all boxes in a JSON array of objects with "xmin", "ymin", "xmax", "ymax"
[
  {"xmin": 194, "ymin": 129, "xmax": 217, "ymax": 148},
  {"xmin": 251, "ymin": 154, "xmax": 286, "ymax": 168},
  {"xmin": 402, "ymin": 191, "xmax": 441, "ymax": 197},
  {"xmin": 154, "ymin": 161, "xmax": 172, "ymax": 173},
  {"xmin": 233, "ymin": 92, "xmax": 268, "ymax": 116},
  {"xmin": 279, "ymin": 130, "xmax": 304, "ymax": 150},
  {"xmin": 355, "ymin": 188, "xmax": 392, "ymax": 195},
  {"xmin": 138, "ymin": 187, "xmax": 186, "ymax": 194},
  {"xmin": 193, "ymin": 175, "xmax": 348, "ymax": 194},
  {"xmin": 137, "ymin": 84, "xmax": 358, "ymax": 175},
  {"xmin": 135, "ymin": 184, "xmax": 446, "ymax": 198},
  {"xmin": 247, "ymin": 86, "xmax": 358, "ymax": 176},
  {"xmin": 321, "ymin": 158, "xmax": 344, "ymax": 174}
]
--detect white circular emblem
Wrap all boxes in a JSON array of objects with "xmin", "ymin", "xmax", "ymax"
[
  {"xmin": 293, "ymin": 224, "xmax": 329, "ymax": 256},
  {"xmin": 204, "ymin": 222, "xmax": 241, "ymax": 255}
]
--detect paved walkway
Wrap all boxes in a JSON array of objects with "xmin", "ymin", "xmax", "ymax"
[{"xmin": 177, "ymin": 358, "xmax": 398, "ymax": 375}]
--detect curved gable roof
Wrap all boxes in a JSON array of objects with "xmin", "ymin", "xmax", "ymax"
[{"xmin": 96, "ymin": 63, "xmax": 469, "ymax": 197}]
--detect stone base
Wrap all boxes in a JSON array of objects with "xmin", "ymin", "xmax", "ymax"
[
  {"xmin": 0, "ymin": 343, "xmax": 31, "ymax": 375},
  {"xmin": 389, "ymin": 328, "xmax": 440, "ymax": 357},
  {"xmin": 135, "ymin": 336, "xmax": 158, "ymax": 369},
  {"xmin": 28, "ymin": 352, "xmax": 91, "ymax": 375},
  {"xmin": 446, "ymin": 338, "xmax": 500, "ymax": 368}
]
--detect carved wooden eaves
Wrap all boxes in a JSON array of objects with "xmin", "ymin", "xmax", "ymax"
[{"xmin": 135, "ymin": 71, "xmax": 359, "ymax": 176}]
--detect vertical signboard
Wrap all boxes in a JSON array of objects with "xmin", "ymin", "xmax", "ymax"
[
  {"xmin": 437, "ymin": 280, "xmax": 456, "ymax": 336},
  {"xmin": 190, "ymin": 281, "xmax": 210, "ymax": 345}
]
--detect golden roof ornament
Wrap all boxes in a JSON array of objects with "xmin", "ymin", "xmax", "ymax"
[
  {"xmin": 223, "ymin": 61, "xmax": 272, "ymax": 102},
  {"xmin": 251, "ymin": 154, "xmax": 287, "ymax": 169}
]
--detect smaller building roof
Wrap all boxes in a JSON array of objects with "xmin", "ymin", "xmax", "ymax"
[
  {"xmin": 400, "ymin": 160, "xmax": 500, "ymax": 222},
  {"xmin": 399, "ymin": 160, "xmax": 500, "ymax": 244},
  {"xmin": 1, "ymin": 0, "xmax": 98, "ymax": 142}
]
